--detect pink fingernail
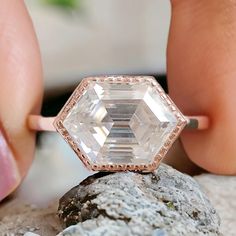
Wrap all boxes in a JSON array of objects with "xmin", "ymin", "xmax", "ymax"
[{"xmin": 0, "ymin": 127, "xmax": 20, "ymax": 201}]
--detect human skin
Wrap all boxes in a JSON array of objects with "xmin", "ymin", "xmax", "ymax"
[
  {"xmin": 0, "ymin": 0, "xmax": 43, "ymax": 201},
  {"xmin": 168, "ymin": 0, "xmax": 236, "ymax": 174},
  {"xmin": 0, "ymin": 0, "xmax": 236, "ymax": 201}
]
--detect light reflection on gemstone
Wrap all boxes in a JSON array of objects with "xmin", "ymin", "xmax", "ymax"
[{"xmin": 63, "ymin": 79, "xmax": 178, "ymax": 166}]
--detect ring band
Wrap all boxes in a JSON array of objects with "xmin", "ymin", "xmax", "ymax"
[
  {"xmin": 28, "ymin": 76, "xmax": 209, "ymax": 172},
  {"xmin": 28, "ymin": 115, "xmax": 209, "ymax": 132}
]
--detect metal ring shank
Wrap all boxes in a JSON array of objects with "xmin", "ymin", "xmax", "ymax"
[
  {"xmin": 28, "ymin": 115, "xmax": 209, "ymax": 132},
  {"xmin": 28, "ymin": 116, "xmax": 56, "ymax": 132},
  {"xmin": 185, "ymin": 116, "xmax": 209, "ymax": 130}
]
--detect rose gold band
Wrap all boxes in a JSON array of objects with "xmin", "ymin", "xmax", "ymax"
[
  {"xmin": 27, "ymin": 115, "xmax": 209, "ymax": 132},
  {"xmin": 28, "ymin": 116, "xmax": 56, "ymax": 132}
]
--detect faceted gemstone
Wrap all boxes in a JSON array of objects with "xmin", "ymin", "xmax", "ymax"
[{"xmin": 63, "ymin": 79, "xmax": 178, "ymax": 166}]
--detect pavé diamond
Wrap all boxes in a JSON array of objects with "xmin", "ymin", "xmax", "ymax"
[{"xmin": 61, "ymin": 77, "xmax": 183, "ymax": 169}]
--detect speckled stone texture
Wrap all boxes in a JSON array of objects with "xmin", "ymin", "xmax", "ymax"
[
  {"xmin": 195, "ymin": 174, "xmax": 236, "ymax": 236},
  {"xmin": 57, "ymin": 164, "xmax": 220, "ymax": 236}
]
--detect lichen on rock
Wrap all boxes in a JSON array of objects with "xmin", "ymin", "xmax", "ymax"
[{"xmin": 58, "ymin": 164, "xmax": 220, "ymax": 236}]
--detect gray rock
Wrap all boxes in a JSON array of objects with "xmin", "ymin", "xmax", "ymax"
[
  {"xmin": 23, "ymin": 233, "xmax": 41, "ymax": 236},
  {"xmin": 195, "ymin": 174, "xmax": 236, "ymax": 236},
  {"xmin": 57, "ymin": 164, "xmax": 220, "ymax": 236}
]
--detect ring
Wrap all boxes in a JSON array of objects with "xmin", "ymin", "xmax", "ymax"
[{"xmin": 28, "ymin": 76, "xmax": 209, "ymax": 172}]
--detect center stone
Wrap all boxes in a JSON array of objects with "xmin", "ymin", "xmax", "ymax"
[{"xmin": 63, "ymin": 80, "xmax": 178, "ymax": 165}]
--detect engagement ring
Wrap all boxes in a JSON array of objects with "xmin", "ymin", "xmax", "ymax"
[{"xmin": 28, "ymin": 76, "xmax": 209, "ymax": 172}]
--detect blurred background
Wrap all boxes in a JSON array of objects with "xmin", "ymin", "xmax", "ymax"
[
  {"xmin": 27, "ymin": 0, "xmax": 170, "ymax": 92},
  {"xmin": 17, "ymin": 0, "xmax": 171, "ymax": 205}
]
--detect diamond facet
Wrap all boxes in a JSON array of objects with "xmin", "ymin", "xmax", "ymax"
[{"xmin": 55, "ymin": 76, "xmax": 187, "ymax": 171}]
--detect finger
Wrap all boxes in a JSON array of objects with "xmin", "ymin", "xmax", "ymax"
[
  {"xmin": 167, "ymin": 0, "xmax": 236, "ymax": 174},
  {"xmin": 0, "ymin": 0, "xmax": 43, "ymax": 200}
]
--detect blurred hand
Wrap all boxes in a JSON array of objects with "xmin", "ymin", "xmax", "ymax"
[
  {"xmin": 0, "ymin": 0, "xmax": 43, "ymax": 201},
  {"xmin": 168, "ymin": 0, "xmax": 236, "ymax": 174},
  {"xmin": 1, "ymin": 0, "xmax": 236, "ymax": 202}
]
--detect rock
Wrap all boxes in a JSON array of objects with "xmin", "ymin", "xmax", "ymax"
[
  {"xmin": 57, "ymin": 164, "xmax": 220, "ymax": 236},
  {"xmin": 195, "ymin": 174, "xmax": 236, "ymax": 236},
  {"xmin": 24, "ymin": 233, "xmax": 41, "ymax": 236}
]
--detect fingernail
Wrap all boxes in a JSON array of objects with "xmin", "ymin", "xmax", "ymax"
[{"xmin": 0, "ymin": 126, "xmax": 20, "ymax": 201}]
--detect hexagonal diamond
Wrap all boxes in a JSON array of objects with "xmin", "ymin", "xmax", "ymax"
[{"xmin": 62, "ymin": 78, "xmax": 179, "ymax": 166}]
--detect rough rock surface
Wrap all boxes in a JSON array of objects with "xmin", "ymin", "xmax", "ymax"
[
  {"xmin": 195, "ymin": 174, "xmax": 236, "ymax": 236},
  {"xmin": 57, "ymin": 164, "xmax": 220, "ymax": 236}
]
